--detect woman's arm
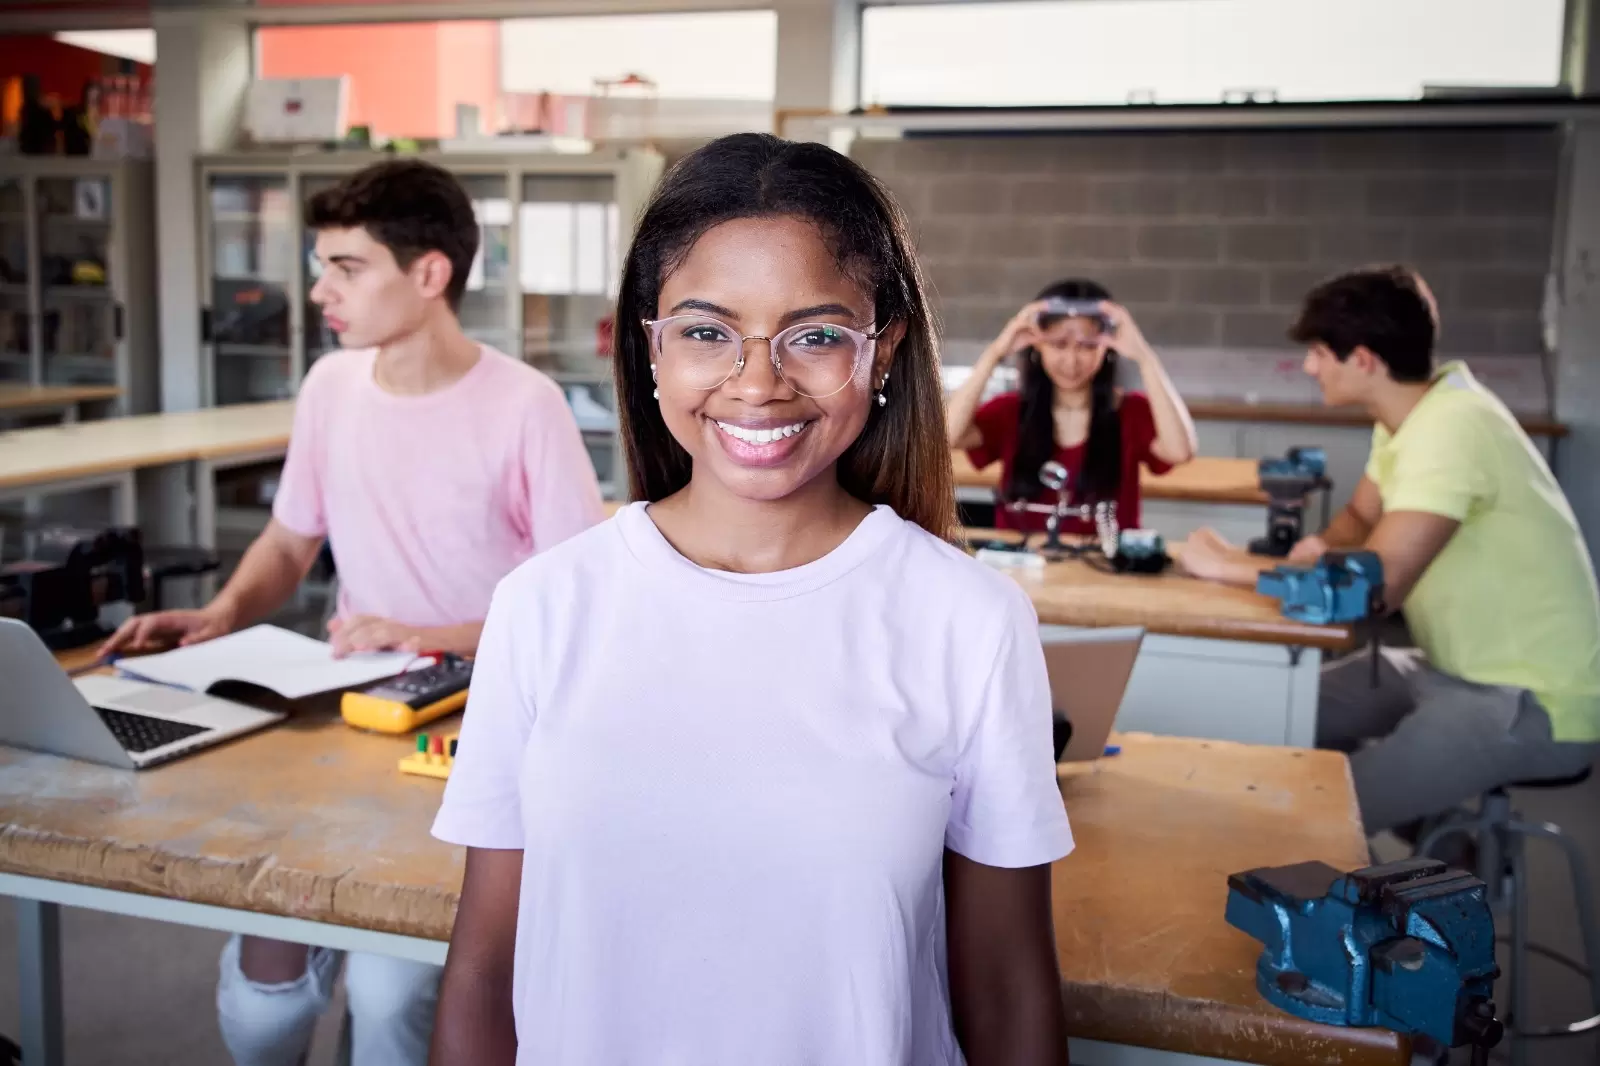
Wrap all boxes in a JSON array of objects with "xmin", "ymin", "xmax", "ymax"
[
  {"xmin": 431, "ymin": 847, "xmax": 523, "ymax": 1065},
  {"xmin": 1101, "ymin": 302, "xmax": 1197, "ymax": 467},
  {"xmin": 946, "ymin": 851, "xmax": 1069, "ymax": 1066},
  {"xmin": 947, "ymin": 301, "xmax": 1047, "ymax": 450}
]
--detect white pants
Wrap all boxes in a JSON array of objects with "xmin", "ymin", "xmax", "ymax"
[{"xmin": 216, "ymin": 934, "xmax": 440, "ymax": 1066}]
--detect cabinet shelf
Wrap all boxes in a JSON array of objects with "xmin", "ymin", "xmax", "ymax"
[
  {"xmin": 0, "ymin": 160, "xmax": 153, "ymax": 413},
  {"xmin": 42, "ymin": 286, "xmax": 112, "ymax": 303}
]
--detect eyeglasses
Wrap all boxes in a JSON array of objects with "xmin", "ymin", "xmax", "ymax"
[{"xmin": 643, "ymin": 314, "xmax": 886, "ymax": 399}]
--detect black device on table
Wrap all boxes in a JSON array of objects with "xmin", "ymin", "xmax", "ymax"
[
  {"xmin": 1250, "ymin": 447, "xmax": 1333, "ymax": 557},
  {"xmin": 0, "ymin": 526, "xmax": 145, "ymax": 650},
  {"xmin": 1052, "ymin": 712, "xmax": 1073, "ymax": 761}
]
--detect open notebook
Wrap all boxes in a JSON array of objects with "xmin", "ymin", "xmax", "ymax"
[{"xmin": 114, "ymin": 624, "xmax": 416, "ymax": 700}]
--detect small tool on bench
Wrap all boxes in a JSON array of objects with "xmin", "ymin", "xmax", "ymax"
[{"xmin": 1250, "ymin": 446, "xmax": 1332, "ymax": 558}]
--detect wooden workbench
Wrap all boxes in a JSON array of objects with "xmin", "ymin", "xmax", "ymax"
[
  {"xmin": 0, "ymin": 676, "xmax": 1401, "ymax": 1066},
  {"xmin": 1187, "ymin": 397, "xmax": 1566, "ymax": 438},
  {"xmin": 1057, "ymin": 735, "xmax": 1400, "ymax": 1064},
  {"xmin": 0, "ymin": 383, "xmax": 123, "ymax": 421},
  {"xmin": 1011, "ymin": 544, "xmax": 1350, "ymax": 652},
  {"xmin": 952, "ymin": 451, "xmax": 1281, "ymax": 548},
  {"xmin": 953, "ymin": 451, "xmax": 1268, "ymax": 505},
  {"xmin": 0, "ymin": 400, "xmax": 292, "ymax": 492}
]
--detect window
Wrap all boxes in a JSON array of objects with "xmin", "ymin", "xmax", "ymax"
[
  {"xmin": 53, "ymin": 30, "xmax": 156, "ymax": 65},
  {"xmin": 500, "ymin": 11, "xmax": 776, "ymax": 101},
  {"xmin": 861, "ymin": 0, "xmax": 1566, "ymax": 108}
]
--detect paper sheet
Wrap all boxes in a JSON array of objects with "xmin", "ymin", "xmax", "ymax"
[{"xmin": 114, "ymin": 625, "xmax": 415, "ymax": 700}]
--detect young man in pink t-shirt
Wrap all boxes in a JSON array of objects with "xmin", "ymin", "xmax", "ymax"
[{"xmin": 102, "ymin": 159, "xmax": 605, "ymax": 1066}]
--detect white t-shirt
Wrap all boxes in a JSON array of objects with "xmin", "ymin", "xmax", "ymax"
[{"xmin": 432, "ymin": 502, "xmax": 1074, "ymax": 1065}]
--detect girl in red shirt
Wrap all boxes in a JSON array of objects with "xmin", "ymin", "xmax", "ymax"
[{"xmin": 947, "ymin": 279, "xmax": 1197, "ymax": 536}]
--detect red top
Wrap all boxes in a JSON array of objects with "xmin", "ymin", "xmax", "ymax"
[{"xmin": 966, "ymin": 391, "xmax": 1171, "ymax": 535}]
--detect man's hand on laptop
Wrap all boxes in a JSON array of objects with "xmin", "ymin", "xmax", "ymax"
[
  {"xmin": 100, "ymin": 605, "xmax": 236, "ymax": 657},
  {"xmin": 327, "ymin": 614, "xmax": 425, "ymax": 659}
]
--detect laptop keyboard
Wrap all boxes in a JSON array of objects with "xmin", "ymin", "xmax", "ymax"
[{"xmin": 93, "ymin": 706, "xmax": 208, "ymax": 754}]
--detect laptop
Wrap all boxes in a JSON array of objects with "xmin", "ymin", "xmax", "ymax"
[
  {"xmin": 0, "ymin": 617, "xmax": 286, "ymax": 770},
  {"xmin": 1040, "ymin": 626, "xmax": 1145, "ymax": 763}
]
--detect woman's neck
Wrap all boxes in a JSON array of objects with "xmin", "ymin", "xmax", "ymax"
[
  {"xmin": 1051, "ymin": 386, "xmax": 1092, "ymax": 415},
  {"xmin": 650, "ymin": 470, "xmax": 870, "ymax": 574}
]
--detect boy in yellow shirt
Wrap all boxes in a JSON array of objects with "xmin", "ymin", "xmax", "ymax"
[{"xmin": 1183, "ymin": 266, "xmax": 1600, "ymax": 833}]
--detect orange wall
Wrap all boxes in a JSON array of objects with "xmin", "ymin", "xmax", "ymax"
[
  {"xmin": 435, "ymin": 21, "xmax": 499, "ymax": 137},
  {"xmin": 257, "ymin": 21, "xmax": 498, "ymax": 140}
]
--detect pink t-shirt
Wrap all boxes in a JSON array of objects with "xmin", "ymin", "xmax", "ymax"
[
  {"xmin": 272, "ymin": 346, "xmax": 605, "ymax": 628},
  {"xmin": 433, "ymin": 502, "xmax": 1074, "ymax": 1065}
]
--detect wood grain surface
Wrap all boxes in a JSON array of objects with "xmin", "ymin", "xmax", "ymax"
[
  {"xmin": 1055, "ymin": 734, "xmax": 1403, "ymax": 1064},
  {"xmin": 970, "ymin": 533, "xmax": 1352, "ymax": 651},
  {"xmin": 953, "ymin": 452, "xmax": 1270, "ymax": 505},
  {"xmin": 0, "ymin": 401, "xmax": 293, "ymax": 490},
  {"xmin": 0, "ymin": 689, "xmax": 461, "ymax": 939},
  {"xmin": 1187, "ymin": 397, "xmax": 1566, "ymax": 437},
  {"xmin": 0, "ymin": 383, "xmax": 123, "ymax": 412},
  {"xmin": 0, "ymin": 669, "xmax": 1402, "ymax": 1066}
]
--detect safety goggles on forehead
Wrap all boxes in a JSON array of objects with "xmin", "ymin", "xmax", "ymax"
[{"xmin": 643, "ymin": 314, "xmax": 886, "ymax": 399}]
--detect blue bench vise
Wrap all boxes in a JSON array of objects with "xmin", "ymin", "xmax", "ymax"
[
  {"xmin": 1257, "ymin": 550, "xmax": 1385, "ymax": 625},
  {"xmin": 1226, "ymin": 858, "xmax": 1503, "ymax": 1061},
  {"xmin": 1250, "ymin": 447, "xmax": 1333, "ymax": 556}
]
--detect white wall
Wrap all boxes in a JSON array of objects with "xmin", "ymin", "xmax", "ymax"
[{"xmin": 152, "ymin": 16, "xmax": 252, "ymax": 412}]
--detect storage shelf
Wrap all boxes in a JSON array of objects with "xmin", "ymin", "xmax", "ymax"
[
  {"xmin": 42, "ymin": 286, "xmax": 112, "ymax": 302},
  {"xmin": 217, "ymin": 344, "xmax": 293, "ymax": 359},
  {"xmin": 214, "ymin": 274, "xmax": 291, "ymax": 286},
  {"xmin": 0, "ymin": 161, "xmax": 156, "ymax": 409},
  {"xmin": 41, "ymin": 214, "xmax": 111, "ymax": 227}
]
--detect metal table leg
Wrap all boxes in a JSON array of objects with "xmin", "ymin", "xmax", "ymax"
[{"xmin": 16, "ymin": 898, "xmax": 64, "ymax": 1066}]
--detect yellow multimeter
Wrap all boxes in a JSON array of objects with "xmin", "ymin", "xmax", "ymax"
[{"xmin": 340, "ymin": 655, "xmax": 473, "ymax": 734}]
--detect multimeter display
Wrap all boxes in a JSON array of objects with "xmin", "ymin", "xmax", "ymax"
[{"xmin": 340, "ymin": 656, "xmax": 474, "ymax": 734}]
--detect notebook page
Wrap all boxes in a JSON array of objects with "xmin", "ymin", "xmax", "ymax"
[{"xmin": 115, "ymin": 624, "xmax": 414, "ymax": 700}]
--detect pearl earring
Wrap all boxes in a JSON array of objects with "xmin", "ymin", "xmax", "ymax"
[
  {"xmin": 653, "ymin": 388, "xmax": 660, "ymax": 400},
  {"xmin": 876, "ymin": 391, "xmax": 887, "ymax": 407},
  {"xmin": 651, "ymin": 364, "xmax": 659, "ymax": 400}
]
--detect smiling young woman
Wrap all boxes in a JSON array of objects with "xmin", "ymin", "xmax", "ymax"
[{"xmin": 428, "ymin": 133, "xmax": 1073, "ymax": 1066}]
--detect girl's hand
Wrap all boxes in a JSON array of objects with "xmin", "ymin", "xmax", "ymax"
[
  {"xmin": 988, "ymin": 300, "xmax": 1049, "ymax": 362},
  {"xmin": 1099, "ymin": 301, "xmax": 1153, "ymax": 362}
]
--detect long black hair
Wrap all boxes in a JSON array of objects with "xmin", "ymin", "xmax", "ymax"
[
  {"xmin": 612, "ymin": 132, "xmax": 956, "ymax": 540},
  {"xmin": 1006, "ymin": 278, "xmax": 1122, "ymax": 503}
]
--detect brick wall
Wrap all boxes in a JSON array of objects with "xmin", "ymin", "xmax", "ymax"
[{"xmin": 853, "ymin": 128, "xmax": 1561, "ymax": 365}]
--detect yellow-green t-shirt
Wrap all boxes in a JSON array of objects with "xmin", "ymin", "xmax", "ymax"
[{"xmin": 1365, "ymin": 361, "xmax": 1600, "ymax": 742}]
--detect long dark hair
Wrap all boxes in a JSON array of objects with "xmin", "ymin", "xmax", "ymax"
[
  {"xmin": 1006, "ymin": 278, "xmax": 1122, "ymax": 503},
  {"xmin": 613, "ymin": 132, "xmax": 956, "ymax": 541}
]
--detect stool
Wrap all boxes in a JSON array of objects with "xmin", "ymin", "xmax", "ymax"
[
  {"xmin": 141, "ymin": 545, "xmax": 221, "ymax": 611},
  {"xmin": 1416, "ymin": 769, "xmax": 1600, "ymax": 1066}
]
